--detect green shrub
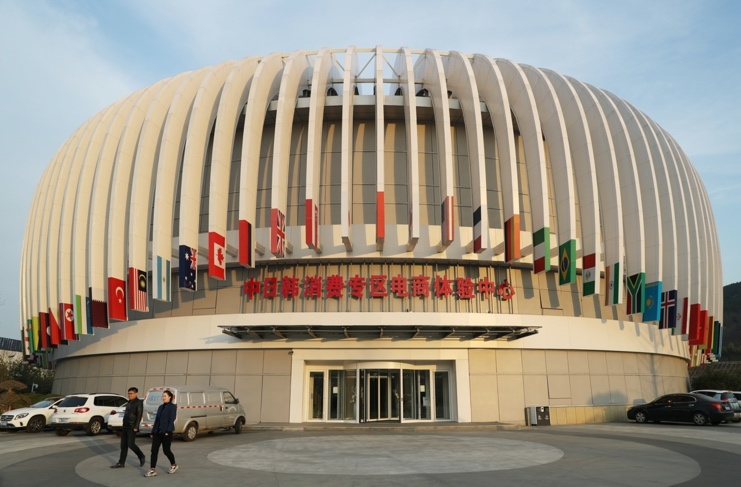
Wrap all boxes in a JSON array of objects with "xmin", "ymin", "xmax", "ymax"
[{"xmin": 690, "ymin": 369, "xmax": 741, "ymax": 390}]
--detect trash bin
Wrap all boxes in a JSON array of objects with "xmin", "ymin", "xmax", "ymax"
[{"xmin": 526, "ymin": 406, "xmax": 551, "ymax": 426}]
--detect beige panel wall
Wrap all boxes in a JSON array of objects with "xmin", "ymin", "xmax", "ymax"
[
  {"xmin": 52, "ymin": 349, "xmax": 292, "ymax": 424},
  {"xmin": 468, "ymin": 349, "xmax": 689, "ymax": 425}
]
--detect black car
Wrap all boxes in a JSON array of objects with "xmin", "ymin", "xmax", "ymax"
[{"xmin": 627, "ymin": 393, "xmax": 734, "ymax": 426}]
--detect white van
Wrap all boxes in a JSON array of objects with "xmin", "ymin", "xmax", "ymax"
[{"xmin": 140, "ymin": 386, "xmax": 246, "ymax": 441}]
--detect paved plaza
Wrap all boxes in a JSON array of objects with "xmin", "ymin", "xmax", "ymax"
[{"xmin": 1, "ymin": 422, "xmax": 739, "ymax": 486}]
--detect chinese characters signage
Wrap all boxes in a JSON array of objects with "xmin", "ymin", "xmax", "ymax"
[{"xmin": 243, "ymin": 274, "xmax": 514, "ymax": 300}]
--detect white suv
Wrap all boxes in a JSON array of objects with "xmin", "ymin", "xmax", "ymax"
[
  {"xmin": 0, "ymin": 397, "xmax": 64, "ymax": 433},
  {"xmin": 50, "ymin": 393, "xmax": 127, "ymax": 436}
]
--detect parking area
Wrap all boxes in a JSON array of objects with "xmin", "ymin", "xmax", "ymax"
[{"xmin": 1, "ymin": 422, "xmax": 740, "ymax": 486}]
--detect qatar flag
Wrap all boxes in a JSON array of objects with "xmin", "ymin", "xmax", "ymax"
[{"xmin": 108, "ymin": 276, "xmax": 128, "ymax": 321}]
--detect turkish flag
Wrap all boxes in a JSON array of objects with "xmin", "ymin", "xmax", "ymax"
[
  {"xmin": 208, "ymin": 232, "xmax": 226, "ymax": 280},
  {"xmin": 108, "ymin": 276, "xmax": 128, "ymax": 321}
]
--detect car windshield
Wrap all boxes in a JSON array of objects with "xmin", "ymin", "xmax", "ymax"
[
  {"xmin": 719, "ymin": 393, "xmax": 735, "ymax": 401},
  {"xmin": 58, "ymin": 396, "xmax": 87, "ymax": 407},
  {"xmin": 30, "ymin": 399, "xmax": 55, "ymax": 408}
]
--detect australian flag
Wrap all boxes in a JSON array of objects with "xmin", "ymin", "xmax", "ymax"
[{"xmin": 179, "ymin": 245, "xmax": 197, "ymax": 291}]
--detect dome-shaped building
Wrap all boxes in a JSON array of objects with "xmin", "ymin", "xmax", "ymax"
[{"xmin": 21, "ymin": 47, "xmax": 721, "ymax": 425}]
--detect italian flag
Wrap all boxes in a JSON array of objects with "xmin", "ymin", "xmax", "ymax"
[
  {"xmin": 533, "ymin": 227, "xmax": 550, "ymax": 274},
  {"xmin": 582, "ymin": 253, "xmax": 597, "ymax": 296}
]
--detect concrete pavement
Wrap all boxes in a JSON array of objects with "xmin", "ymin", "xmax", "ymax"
[{"xmin": 1, "ymin": 421, "xmax": 739, "ymax": 486}]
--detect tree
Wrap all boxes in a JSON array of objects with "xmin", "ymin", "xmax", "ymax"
[{"xmin": 6, "ymin": 360, "xmax": 54, "ymax": 394}]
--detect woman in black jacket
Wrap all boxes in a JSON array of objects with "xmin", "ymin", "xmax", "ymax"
[{"xmin": 144, "ymin": 390, "xmax": 178, "ymax": 477}]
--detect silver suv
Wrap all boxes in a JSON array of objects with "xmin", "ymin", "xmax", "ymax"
[{"xmin": 50, "ymin": 393, "xmax": 127, "ymax": 436}]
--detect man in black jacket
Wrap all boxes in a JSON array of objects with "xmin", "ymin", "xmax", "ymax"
[{"xmin": 111, "ymin": 387, "xmax": 145, "ymax": 468}]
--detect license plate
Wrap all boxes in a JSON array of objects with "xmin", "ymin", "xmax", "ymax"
[
  {"xmin": 0, "ymin": 421, "xmax": 6, "ymax": 426},
  {"xmin": 58, "ymin": 418, "xmax": 68, "ymax": 423},
  {"xmin": 119, "ymin": 413, "xmax": 125, "ymax": 418}
]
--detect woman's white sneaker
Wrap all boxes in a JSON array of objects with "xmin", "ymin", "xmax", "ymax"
[
  {"xmin": 168, "ymin": 465, "xmax": 179, "ymax": 474},
  {"xmin": 144, "ymin": 469, "xmax": 157, "ymax": 477}
]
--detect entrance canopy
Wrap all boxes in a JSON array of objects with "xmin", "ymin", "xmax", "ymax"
[{"xmin": 219, "ymin": 324, "xmax": 540, "ymax": 341}]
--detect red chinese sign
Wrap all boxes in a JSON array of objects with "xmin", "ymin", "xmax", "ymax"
[{"xmin": 243, "ymin": 274, "xmax": 514, "ymax": 300}]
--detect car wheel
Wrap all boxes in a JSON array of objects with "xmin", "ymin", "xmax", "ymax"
[
  {"xmin": 115, "ymin": 431, "xmax": 122, "ymax": 437},
  {"xmin": 732, "ymin": 419, "xmax": 741, "ymax": 423},
  {"xmin": 26, "ymin": 416, "xmax": 45, "ymax": 433},
  {"xmin": 183, "ymin": 423, "xmax": 198, "ymax": 442},
  {"xmin": 692, "ymin": 412, "xmax": 708, "ymax": 426},
  {"xmin": 634, "ymin": 411, "xmax": 647, "ymax": 423},
  {"xmin": 234, "ymin": 417, "xmax": 244, "ymax": 434},
  {"xmin": 55, "ymin": 429, "xmax": 70, "ymax": 436},
  {"xmin": 85, "ymin": 417, "xmax": 103, "ymax": 436}
]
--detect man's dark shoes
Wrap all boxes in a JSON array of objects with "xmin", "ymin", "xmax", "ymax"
[
  {"xmin": 139, "ymin": 456, "xmax": 146, "ymax": 467},
  {"xmin": 111, "ymin": 463, "xmax": 125, "ymax": 468}
]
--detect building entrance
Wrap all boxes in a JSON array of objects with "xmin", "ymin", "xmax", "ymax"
[
  {"xmin": 361, "ymin": 369, "xmax": 400, "ymax": 422},
  {"xmin": 306, "ymin": 363, "xmax": 453, "ymax": 423}
]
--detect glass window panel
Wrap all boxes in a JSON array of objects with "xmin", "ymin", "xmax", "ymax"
[
  {"xmin": 435, "ymin": 371, "xmax": 451, "ymax": 420},
  {"xmin": 309, "ymin": 371, "xmax": 324, "ymax": 420}
]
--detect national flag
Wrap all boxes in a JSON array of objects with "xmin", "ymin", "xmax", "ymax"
[
  {"xmin": 712, "ymin": 321, "xmax": 721, "ymax": 355},
  {"xmin": 306, "ymin": 200, "xmax": 315, "ymax": 248},
  {"xmin": 22, "ymin": 322, "xmax": 30, "ymax": 355},
  {"xmin": 504, "ymin": 215, "xmax": 521, "ymax": 262},
  {"xmin": 626, "ymin": 272, "xmax": 645, "ymax": 315},
  {"xmin": 39, "ymin": 312, "xmax": 49, "ymax": 349},
  {"xmin": 558, "ymin": 240, "xmax": 576, "ymax": 285},
  {"xmin": 74, "ymin": 294, "xmax": 89, "ymax": 335},
  {"xmin": 48, "ymin": 307, "xmax": 60, "ymax": 347},
  {"xmin": 472, "ymin": 206, "xmax": 483, "ymax": 253},
  {"xmin": 582, "ymin": 252, "xmax": 597, "ymax": 296},
  {"xmin": 239, "ymin": 219, "xmax": 253, "ymax": 268},
  {"xmin": 533, "ymin": 227, "xmax": 550, "ymax": 274},
  {"xmin": 107, "ymin": 277, "xmax": 127, "ymax": 321},
  {"xmin": 688, "ymin": 303, "xmax": 701, "ymax": 343},
  {"xmin": 209, "ymin": 231, "xmax": 226, "ymax": 280},
  {"xmin": 704, "ymin": 313, "xmax": 712, "ymax": 349},
  {"xmin": 179, "ymin": 244, "xmax": 198, "ymax": 291},
  {"xmin": 376, "ymin": 191, "xmax": 385, "ymax": 243},
  {"xmin": 691, "ymin": 308, "xmax": 708, "ymax": 347},
  {"xmin": 154, "ymin": 255, "xmax": 171, "ymax": 302},
  {"xmin": 441, "ymin": 195, "xmax": 454, "ymax": 245},
  {"xmin": 60, "ymin": 302, "xmax": 76, "ymax": 342},
  {"xmin": 659, "ymin": 289, "xmax": 677, "ymax": 329},
  {"xmin": 30, "ymin": 316, "xmax": 39, "ymax": 352},
  {"xmin": 643, "ymin": 281, "xmax": 662, "ymax": 322},
  {"xmin": 604, "ymin": 261, "xmax": 622, "ymax": 306},
  {"xmin": 89, "ymin": 287, "xmax": 108, "ymax": 328},
  {"xmin": 128, "ymin": 267, "xmax": 149, "ymax": 312},
  {"xmin": 271, "ymin": 208, "xmax": 286, "ymax": 257},
  {"xmin": 679, "ymin": 296, "xmax": 689, "ymax": 335}
]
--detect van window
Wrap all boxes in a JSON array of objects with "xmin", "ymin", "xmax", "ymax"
[
  {"xmin": 224, "ymin": 392, "xmax": 237, "ymax": 404},
  {"xmin": 190, "ymin": 392, "xmax": 205, "ymax": 406},
  {"xmin": 206, "ymin": 392, "xmax": 221, "ymax": 404},
  {"xmin": 179, "ymin": 393, "xmax": 189, "ymax": 406},
  {"xmin": 146, "ymin": 390, "xmax": 164, "ymax": 406}
]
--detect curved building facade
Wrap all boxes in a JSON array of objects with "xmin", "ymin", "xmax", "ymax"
[{"xmin": 21, "ymin": 47, "xmax": 722, "ymax": 425}]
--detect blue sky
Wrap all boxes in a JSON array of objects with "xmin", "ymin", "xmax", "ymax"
[{"xmin": 1, "ymin": 0, "xmax": 740, "ymax": 339}]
